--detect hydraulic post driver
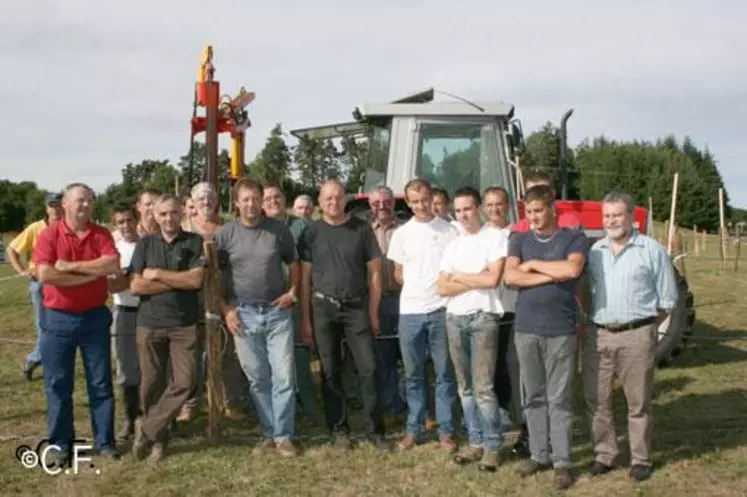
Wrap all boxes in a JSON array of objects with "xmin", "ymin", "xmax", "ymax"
[{"xmin": 188, "ymin": 45, "xmax": 255, "ymax": 193}]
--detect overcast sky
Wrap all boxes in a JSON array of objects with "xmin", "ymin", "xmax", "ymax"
[{"xmin": 2, "ymin": 1, "xmax": 745, "ymax": 208}]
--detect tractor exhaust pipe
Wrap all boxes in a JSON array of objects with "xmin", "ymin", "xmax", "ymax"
[{"xmin": 559, "ymin": 108, "xmax": 574, "ymax": 200}]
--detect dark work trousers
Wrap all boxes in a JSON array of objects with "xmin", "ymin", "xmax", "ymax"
[
  {"xmin": 495, "ymin": 313, "xmax": 515, "ymax": 411},
  {"xmin": 311, "ymin": 294, "xmax": 385, "ymax": 437},
  {"xmin": 137, "ymin": 325, "xmax": 199, "ymax": 443}
]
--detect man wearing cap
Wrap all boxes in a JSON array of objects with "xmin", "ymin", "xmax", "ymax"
[
  {"xmin": 33, "ymin": 183, "xmax": 121, "ymax": 464},
  {"xmin": 6, "ymin": 192, "xmax": 63, "ymax": 380}
]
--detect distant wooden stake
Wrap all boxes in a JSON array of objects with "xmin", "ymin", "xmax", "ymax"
[
  {"xmin": 735, "ymin": 239, "xmax": 741, "ymax": 273},
  {"xmin": 203, "ymin": 240, "xmax": 225, "ymax": 441},
  {"xmin": 666, "ymin": 173, "xmax": 679, "ymax": 255},
  {"xmin": 719, "ymin": 188, "xmax": 726, "ymax": 269},
  {"xmin": 648, "ymin": 197, "xmax": 654, "ymax": 238},
  {"xmin": 702, "ymin": 230, "xmax": 707, "ymax": 252},
  {"xmin": 677, "ymin": 231, "xmax": 687, "ymax": 278},
  {"xmin": 693, "ymin": 225, "xmax": 699, "ymax": 256},
  {"xmin": 663, "ymin": 220, "xmax": 669, "ymax": 246}
]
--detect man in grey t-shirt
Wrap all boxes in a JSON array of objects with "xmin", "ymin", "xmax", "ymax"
[
  {"xmin": 216, "ymin": 179, "xmax": 301, "ymax": 457},
  {"xmin": 504, "ymin": 185, "xmax": 589, "ymax": 491}
]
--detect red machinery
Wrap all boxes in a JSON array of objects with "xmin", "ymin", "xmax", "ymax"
[{"xmin": 189, "ymin": 45, "xmax": 255, "ymax": 191}]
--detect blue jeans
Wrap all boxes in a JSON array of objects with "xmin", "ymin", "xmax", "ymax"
[
  {"xmin": 26, "ymin": 280, "xmax": 44, "ymax": 364},
  {"xmin": 399, "ymin": 307, "xmax": 457, "ymax": 439},
  {"xmin": 446, "ymin": 311, "xmax": 502, "ymax": 452},
  {"xmin": 40, "ymin": 306, "xmax": 115, "ymax": 452},
  {"xmin": 376, "ymin": 296, "xmax": 405, "ymax": 414},
  {"xmin": 234, "ymin": 303, "xmax": 296, "ymax": 441}
]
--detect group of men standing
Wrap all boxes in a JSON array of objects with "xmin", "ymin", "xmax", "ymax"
[{"xmin": 7, "ymin": 171, "xmax": 678, "ymax": 492}]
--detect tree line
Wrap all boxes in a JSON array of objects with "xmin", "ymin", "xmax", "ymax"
[{"xmin": 0, "ymin": 122, "xmax": 743, "ymax": 234}]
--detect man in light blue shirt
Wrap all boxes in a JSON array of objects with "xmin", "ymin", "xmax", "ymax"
[{"xmin": 583, "ymin": 191, "xmax": 677, "ymax": 484}]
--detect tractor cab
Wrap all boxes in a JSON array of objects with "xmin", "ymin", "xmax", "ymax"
[{"xmin": 291, "ymin": 88, "xmax": 525, "ymax": 221}]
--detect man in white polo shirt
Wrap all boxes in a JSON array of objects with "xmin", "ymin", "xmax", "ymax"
[
  {"xmin": 438, "ymin": 186, "xmax": 509, "ymax": 472},
  {"xmin": 482, "ymin": 186, "xmax": 529, "ymax": 457},
  {"xmin": 106, "ymin": 203, "xmax": 142, "ymax": 442},
  {"xmin": 387, "ymin": 178, "xmax": 460, "ymax": 453}
]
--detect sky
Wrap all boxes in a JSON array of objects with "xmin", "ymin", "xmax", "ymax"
[{"xmin": 2, "ymin": 0, "xmax": 745, "ymax": 208}]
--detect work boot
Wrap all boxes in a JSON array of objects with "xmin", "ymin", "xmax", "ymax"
[
  {"xmin": 477, "ymin": 450, "xmax": 500, "ymax": 472},
  {"xmin": 117, "ymin": 385, "xmax": 140, "ymax": 441},
  {"xmin": 131, "ymin": 420, "xmax": 151, "ymax": 461},
  {"xmin": 452, "ymin": 445, "xmax": 484, "ymax": 465}
]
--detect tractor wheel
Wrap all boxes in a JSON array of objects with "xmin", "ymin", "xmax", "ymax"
[{"xmin": 655, "ymin": 266, "xmax": 696, "ymax": 367}]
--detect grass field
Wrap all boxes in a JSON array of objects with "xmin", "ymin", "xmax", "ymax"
[{"xmin": 0, "ymin": 230, "xmax": 745, "ymax": 496}]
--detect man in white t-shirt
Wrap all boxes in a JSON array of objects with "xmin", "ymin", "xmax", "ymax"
[
  {"xmin": 438, "ymin": 186, "xmax": 509, "ymax": 472},
  {"xmin": 107, "ymin": 203, "xmax": 142, "ymax": 441},
  {"xmin": 387, "ymin": 179, "xmax": 460, "ymax": 453},
  {"xmin": 483, "ymin": 186, "xmax": 530, "ymax": 457}
]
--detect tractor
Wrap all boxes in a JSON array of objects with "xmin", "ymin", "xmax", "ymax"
[{"xmin": 290, "ymin": 87, "xmax": 695, "ymax": 366}]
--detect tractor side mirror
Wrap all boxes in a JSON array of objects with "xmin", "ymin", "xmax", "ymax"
[{"xmin": 505, "ymin": 120, "xmax": 525, "ymax": 160}]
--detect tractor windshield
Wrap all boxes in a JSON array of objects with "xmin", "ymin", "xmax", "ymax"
[{"xmin": 415, "ymin": 122, "xmax": 509, "ymax": 198}]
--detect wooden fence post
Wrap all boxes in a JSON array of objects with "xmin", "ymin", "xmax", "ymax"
[
  {"xmin": 203, "ymin": 240, "xmax": 225, "ymax": 441},
  {"xmin": 693, "ymin": 225, "xmax": 699, "ymax": 256}
]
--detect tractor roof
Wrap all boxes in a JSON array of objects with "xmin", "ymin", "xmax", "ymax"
[
  {"xmin": 354, "ymin": 87, "xmax": 515, "ymax": 120},
  {"xmin": 290, "ymin": 87, "xmax": 515, "ymax": 141}
]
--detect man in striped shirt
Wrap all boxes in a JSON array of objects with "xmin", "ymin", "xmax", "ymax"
[{"xmin": 583, "ymin": 191, "xmax": 677, "ymax": 483}]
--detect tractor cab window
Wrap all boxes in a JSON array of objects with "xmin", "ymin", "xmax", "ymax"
[
  {"xmin": 362, "ymin": 122, "xmax": 391, "ymax": 193},
  {"xmin": 415, "ymin": 122, "xmax": 508, "ymax": 199}
]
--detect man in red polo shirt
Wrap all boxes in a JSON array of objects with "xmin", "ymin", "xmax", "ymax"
[
  {"xmin": 33, "ymin": 182, "xmax": 121, "ymax": 465},
  {"xmin": 512, "ymin": 171, "xmax": 582, "ymax": 232}
]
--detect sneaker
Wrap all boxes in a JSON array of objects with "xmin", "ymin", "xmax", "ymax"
[
  {"xmin": 252, "ymin": 437, "xmax": 275, "ymax": 456},
  {"xmin": 452, "ymin": 445, "xmax": 484, "ymax": 465},
  {"xmin": 275, "ymin": 439, "xmax": 298, "ymax": 458},
  {"xmin": 477, "ymin": 450, "xmax": 500, "ymax": 472}
]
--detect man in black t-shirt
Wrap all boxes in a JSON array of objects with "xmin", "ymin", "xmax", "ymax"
[
  {"xmin": 298, "ymin": 180, "xmax": 388, "ymax": 451},
  {"xmin": 127, "ymin": 194, "xmax": 206, "ymax": 465}
]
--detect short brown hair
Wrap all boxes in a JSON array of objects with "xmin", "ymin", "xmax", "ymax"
[
  {"xmin": 524, "ymin": 170, "xmax": 554, "ymax": 187},
  {"xmin": 431, "ymin": 187, "xmax": 449, "ymax": 202},
  {"xmin": 483, "ymin": 186, "xmax": 509, "ymax": 201},
  {"xmin": 110, "ymin": 202, "xmax": 136, "ymax": 223},
  {"xmin": 404, "ymin": 178, "xmax": 431, "ymax": 199},
  {"xmin": 233, "ymin": 178, "xmax": 263, "ymax": 199},
  {"xmin": 523, "ymin": 184, "xmax": 554, "ymax": 207}
]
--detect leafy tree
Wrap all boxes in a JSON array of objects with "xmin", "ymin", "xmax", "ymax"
[
  {"xmin": 292, "ymin": 137, "xmax": 342, "ymax": 192},
  {"xmin": 520, "ymin": 122, "xmax": 581, "ymax": 199}
]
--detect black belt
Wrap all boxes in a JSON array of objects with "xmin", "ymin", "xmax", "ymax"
[
  {"xmin": 593, "ymin": 316, "xmax": 657, "ymax": 333},
  {"xmin": 116, "ymin": 305, "xmax": 139, "ymax": 312},
  {"xmin": 313, "ymin": 291, "xmax": 365, "ymax": 309}
]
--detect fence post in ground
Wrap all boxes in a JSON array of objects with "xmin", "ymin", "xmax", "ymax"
[
  {"xmin": 735, "ymin": 239, "xmax": 742, "ymax": 273},
  {"xmin": 719, "ymin": 188, "xmax": 727, "ymax": 270},
  {"xmin": 666, "ymin": 173, "xmax": 679, "ymax": 256},
  {"xmin": 203, "ymin": 240, "xmax": 225, "ymax": 441},
  {"xmin": 693, "ymin": 225, "xmax": 699, "ymax": 256}
]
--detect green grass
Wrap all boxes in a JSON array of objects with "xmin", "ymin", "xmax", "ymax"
[{"xmin": 0, "ymin": 229, "xmax": 745, "ymax": 496}]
